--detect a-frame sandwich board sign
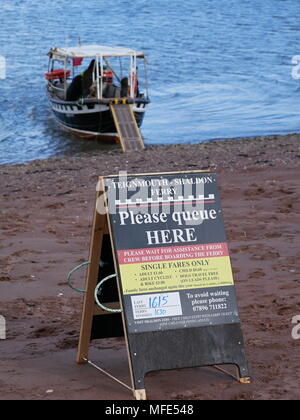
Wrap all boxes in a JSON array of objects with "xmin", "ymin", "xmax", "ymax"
[{"xmin": 77, "ymin": 171, "xmax": 250, "ymax": 400}]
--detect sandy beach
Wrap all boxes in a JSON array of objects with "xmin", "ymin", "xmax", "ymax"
[{"xmin": 0, "ymin": 134, "xmax": 300, "ymax": 400}]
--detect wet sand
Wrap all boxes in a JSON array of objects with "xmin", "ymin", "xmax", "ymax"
[{"xmin": 0, "ymin": 134, "xmax": 300, "ymax": 400}]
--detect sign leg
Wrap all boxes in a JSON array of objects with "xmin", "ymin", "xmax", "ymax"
[
  {"xmin": 239, "ymin": 377, "xmax": 251, "ymax": 384},
  {"xmin": 76, "ymin": 204, "xmax": 107, "ymax": 364},
  {"xmin": 133, "ymin": 389, "xmax": 147, "ymax": 400},
  {"xmin": 235, "ymin": 363, "xmax": 251, "ymax": 384}
]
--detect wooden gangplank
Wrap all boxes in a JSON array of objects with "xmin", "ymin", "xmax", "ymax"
[{"xmin": 110, "ymin": 103, "xmax": 145, "ymax": 152}]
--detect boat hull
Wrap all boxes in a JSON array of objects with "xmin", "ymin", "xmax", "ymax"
[{"xmin": 48, "ymin": 96, "xmax": 148, "ymax": 141}]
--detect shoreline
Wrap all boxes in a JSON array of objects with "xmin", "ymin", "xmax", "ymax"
[
  {"xmin": 0, "ymin": 133, "xmax": 300, "ymax": 400},
  {"xmin": 1, "ymin": 132, "xmax": 300, "ymax": 170}
]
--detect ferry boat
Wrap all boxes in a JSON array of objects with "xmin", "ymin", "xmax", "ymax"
[{"xmin": 45, "ymin": 45, "xmax": 150, "ymax": 141}]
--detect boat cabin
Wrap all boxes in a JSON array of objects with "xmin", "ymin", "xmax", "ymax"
[{"xmin": 46, "ymin": 45, "xmax": 149, "ymax": 103}]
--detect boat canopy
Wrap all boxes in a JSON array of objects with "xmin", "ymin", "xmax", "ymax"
[
  {"xmin": 46, "ymin": 44, "xmax": 149, "ymax": 101},
  {"xmin": 48, "ymin": 45, "xmax": 145, "ymax": 60}
]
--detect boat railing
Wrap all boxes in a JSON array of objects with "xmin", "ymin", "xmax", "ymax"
[{"xmin": 48, "ymin": 81, "xmax": 67, "ymax": 92}]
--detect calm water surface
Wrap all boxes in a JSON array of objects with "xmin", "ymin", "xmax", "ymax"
[{"xmin": 1, "ymin": 0, "xmax": 300, "ymax": 165}]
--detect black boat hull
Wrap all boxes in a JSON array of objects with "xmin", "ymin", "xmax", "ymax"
[{"xmin": 48, "ymin": 96, "xmax": 148, "ymax": 140}]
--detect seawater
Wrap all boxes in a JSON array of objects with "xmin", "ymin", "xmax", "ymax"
[{"xmin": 1, "ymin": 0, "xmax": 300, "ymax": 165}]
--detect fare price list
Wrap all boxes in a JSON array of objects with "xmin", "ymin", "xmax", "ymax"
[
  {"xmin": 119, "ymin": 256, "xmax": 234, "ymax": 296},
  {"xmin": 138, "ymin": 268, "xmax": 171, "ymax": 290},
  {"xmin": 138, "ymin": 261, "xmax": 220, "ymax": 288}
]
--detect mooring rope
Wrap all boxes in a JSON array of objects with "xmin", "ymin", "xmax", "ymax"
[
  {"xmin": 67, "ymin": 262, "xmax": 122, "ymax": 313},
  {"xmin": 94, "ymin": 274, "xmax": 122, "ymax": 313},
  {"xmin": 67, "ymin": 261, "xmax": 90, "ymax": 293}
]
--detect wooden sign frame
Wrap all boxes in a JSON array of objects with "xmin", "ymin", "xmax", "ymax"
[{"xmin": 77, "ymin": 171, "xmax": 250, "ymax": 400}]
